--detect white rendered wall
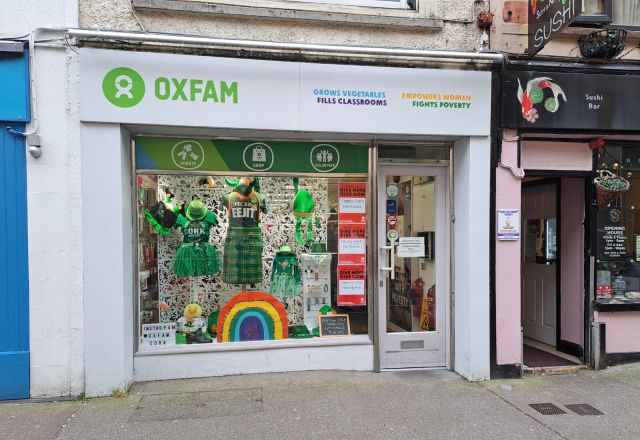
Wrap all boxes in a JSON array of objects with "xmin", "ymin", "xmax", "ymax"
[
  {"xmin": 0, "ymin": 0, "xmax": 77, "ymax": 38},
  {"xmin": 453, "ymin": 136, "xmax": 491, "ymax": 381},
  {"xmin": 135, "ymin": 342, "xmax": 374, "ymax": 382},
  {"xmin": 81, "ymin": 123, "xmax": 134, "ymax": 397},
  {"xmin": 1, "ymin": 0, "xmax": 81, "ymax": 399},
  {"xmin": 27, "ymin": 46, "xmax": 84, "ymax": 397}
]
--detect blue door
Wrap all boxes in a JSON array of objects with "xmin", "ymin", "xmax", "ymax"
[{"xmin": 0, "ymin": 124, "xmax": 30, "ymax": 400}]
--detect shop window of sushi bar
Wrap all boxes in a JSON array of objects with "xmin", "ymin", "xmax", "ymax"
[{"xmin": 595, "ymin": 144, "xmax": 640, "ymax": 305}]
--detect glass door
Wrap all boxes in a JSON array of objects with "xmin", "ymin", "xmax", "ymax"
[{"xmin": 377, "ymin": 165, "xmax": 448, "ymax": 369}]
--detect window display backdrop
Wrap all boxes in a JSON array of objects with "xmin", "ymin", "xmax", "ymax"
[
  {"xmin": 154, "ymin": 175, "xmax": 329, "ymax": 326},
  {"xmin": 135, "ymin": 137, "xmax": 370, "ymax": 344}
]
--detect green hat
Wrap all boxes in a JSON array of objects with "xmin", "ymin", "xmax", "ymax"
[
  {"xmin": 276, "ymin": 244, "xmax": 295, "ymax": 255},
  {"xmin": 292, "ymin": 189, "xmax": 315, "ymax": 217},
  {"xmin": 185, "ymin": 200, "xmax": 208, "ymax": 221}
]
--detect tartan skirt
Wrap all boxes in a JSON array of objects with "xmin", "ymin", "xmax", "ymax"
[{"xmin": 223, "ymin": 227, "xmax": 264, "ymax": 284}]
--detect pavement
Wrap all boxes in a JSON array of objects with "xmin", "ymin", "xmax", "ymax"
[{"xmin": 3, "ymin": 362, "xmax": 640, "ymax": 440}]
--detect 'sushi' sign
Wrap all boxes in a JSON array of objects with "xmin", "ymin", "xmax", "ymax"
[{"xmin": 528, "ymin": 0, "xmax": 578, "ymax": 57}]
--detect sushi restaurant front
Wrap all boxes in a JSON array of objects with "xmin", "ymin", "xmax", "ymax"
[
  {"xmin": 495, "ymin": 61, "xmax": 640, "ymax": 376},
  {"xmin": 78, "ymin": 44, "xmax": 496, "ymax": 395}
]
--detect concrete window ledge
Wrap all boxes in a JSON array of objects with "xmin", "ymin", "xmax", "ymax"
[
  {"xmin": 133, "ymin": 0, "xmax": 444, "ymax": 29},
  {"xmin": 136, "ymin": 334, "xmax": 373, "ymax": 356}
]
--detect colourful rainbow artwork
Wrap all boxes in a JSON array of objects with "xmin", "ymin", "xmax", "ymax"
[{"xmin": 217, "ymin": 291, "xmax": 289, "ymax": 342}]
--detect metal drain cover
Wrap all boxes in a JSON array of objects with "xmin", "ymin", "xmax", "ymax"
[
  {"xmin": 565, "ymin": 404, "xmax": 604, "ymax": 416},
  {"xmin": 529, "ymin": 403, "xmax": 566, "ymax": 415}
]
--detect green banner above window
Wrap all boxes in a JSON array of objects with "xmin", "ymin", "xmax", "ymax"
[{"xmin": 135, "ymin": 137, "xmax": 369, "ymax": 174}]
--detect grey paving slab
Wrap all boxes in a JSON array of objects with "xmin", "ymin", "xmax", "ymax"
[
  {"xmin": 8, "ymin": 365, "xmax": 640, "ymax": 440},
  {"xmin": 484, "ymin": 370, "xmax": 640, "ymax": 440},
  {"xmin": 0, "ymin": 400, "xmax": 83, "ymax": 440},
  {"xmin": 57, "ymin": 370, "xmax": 559, "ymax": 440}
]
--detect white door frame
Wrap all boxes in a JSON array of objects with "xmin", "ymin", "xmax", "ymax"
[{"xmin": 375, "ymin": 163, "xmax": 450, "ymax": 370}]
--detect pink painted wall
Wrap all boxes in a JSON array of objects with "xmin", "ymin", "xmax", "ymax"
[
  {"xmin": 495, "ymin": 135, "xmax": 593, "ymax": 365},
  {"xmin": 495, "ymin": 130, "xmax": 522, "ymax": 365},
  {"xmin": 596, "ymin": 312, "xmax": 640, "ymax": 353},
  {"xmin": 560, "ymin": 178, "xmax": 584, "ymax": 347},
  {"xmin": 522, "ymin": 142, "xmax": 592, "ymax": 171}
]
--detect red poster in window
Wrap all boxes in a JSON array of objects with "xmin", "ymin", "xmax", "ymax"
[
  {"xmin": 338, "ymin": 223, "xmax": 366, "ymax": 265},
  {"xmin": 338, "ymin": 265, "xmax": 366, "ymax": 306},
  {"xmin": 338, "ymin": 182, "xmax": 367, "ymax": 224}
]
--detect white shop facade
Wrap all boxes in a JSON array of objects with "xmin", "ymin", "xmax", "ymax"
[{"xmin": 79, "ymin": 44, "xmax": 496, "ymax": 396}]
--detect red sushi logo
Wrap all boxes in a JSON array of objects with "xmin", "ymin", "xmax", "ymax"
[{"xmin": 517, "ymin": 77, "xmax": 566, "ymax": 123}]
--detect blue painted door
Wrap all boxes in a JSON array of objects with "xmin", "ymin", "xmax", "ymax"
[{"xmin": 0, "ymin": 124, "xmax": 30, "ymax": 400}]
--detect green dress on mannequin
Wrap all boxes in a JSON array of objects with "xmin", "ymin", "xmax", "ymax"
[
  {"xmin": 269, "ymin": 245, "xmax": 302, "ymax": 300},
  {"xmin": 173, "ymin": 200, "xmax": 221, "ymax": 277}
]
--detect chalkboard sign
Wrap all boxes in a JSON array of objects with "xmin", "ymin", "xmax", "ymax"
[
  {"xmin": 318, "ymin": 314, "xmax": 351, "ymax": 337},
  {"xmin": 597, "ymin": 207, "xmax": 634, "ymax": 262}
]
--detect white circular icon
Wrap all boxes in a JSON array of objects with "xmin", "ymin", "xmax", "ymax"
[
  {"xmin": 310, "ymin": 144, "xmax": 340, "ymax": 173},
  {"xmin": 171, "ymin": 140, "xmax": 205, "ymax": 170},
  {"xmin": 243, "ymin": 142, "xmax": 274, "ymax": 171},
  {"xmin": 386, "ymin": 184, "xmax": 399, "ymax": 198}
]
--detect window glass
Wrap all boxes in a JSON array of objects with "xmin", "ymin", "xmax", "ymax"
[
  {"xmin": 137, "ymin": 174, "xmax": 369, "ymax": 348},
  {"xmin": 584, "ymin": 0, "xmax": 605, "ymax": 14},
  {"xmin": 613, "ymin": 1, "xmax": 640, "ymax": 26},
  {"xmin": 595, "ymin": 145, "xmax": 640, "ymax": 304}
]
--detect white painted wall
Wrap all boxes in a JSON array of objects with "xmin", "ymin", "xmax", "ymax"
[
  {"xmin": 453, "ymin": 136, "xmax": 491, "ymax": 380},
  {"xmin": 0, "ymin": 0, "xmax": 77, "ymax": 38},
  {"xmin": 135, "ymin": 341, "xmax": 374, "ymax": 382},
  {"xmin": 27, "ymin": 45, "xmax": 84, "ymax": 398},
  {"xmin": 81, "ymin": 123, "xmax": 134, "ymax": 397},
  {"xmin": 0, "ymin": 0, "xmax": 82, "ymax": 400}
]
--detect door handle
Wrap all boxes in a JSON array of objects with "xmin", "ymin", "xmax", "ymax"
[{"xmin": 380, "ymin": 244, "xmax": 395, "ymax": 280}]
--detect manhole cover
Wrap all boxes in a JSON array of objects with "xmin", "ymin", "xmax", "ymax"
[
  {"xmin": 130, "ymin": 388, "xmax": 263, "ymax": 422},
  {"xmin": 529, "ymin": 403, "xmax": 566, "ymax": 415},
  {"xmin": 565, "ymin": 404, "xmax": 604, "ymax": 416}
]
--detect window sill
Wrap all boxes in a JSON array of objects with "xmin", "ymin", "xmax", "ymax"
[
  {"xmin": 135, "ymin": 334, "xmax": 372, "ymax": 356},
  {"xmin": 562, "ymin": 26, "xmax": 640, "ymax": 39},
  {"xmin": 133, "ymin": 0, "xmax": 443, "ymax": 30},
  {"xmin": 594, "ymin": 300, "xmax": 640, "ymax": 312}
]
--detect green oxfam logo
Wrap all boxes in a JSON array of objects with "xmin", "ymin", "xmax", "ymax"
[{"xmin": 102, "ymin": 67, "xmax": 146, "ymax": 108}]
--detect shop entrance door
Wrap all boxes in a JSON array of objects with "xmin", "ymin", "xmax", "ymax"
[
  {"xmin": 377, "ymin": 165, "xmax": 448, "ymax": 369},
  {"xmin": 522, "ymin": 182, "xmax": 558, "ymax": 346}
]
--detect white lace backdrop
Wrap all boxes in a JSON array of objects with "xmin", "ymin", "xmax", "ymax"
[{"xmin": 156, "ymin": 176, "xmax": 328, "ymax": 326}]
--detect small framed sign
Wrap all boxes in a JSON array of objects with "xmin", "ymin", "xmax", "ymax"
[
  {"xmin": 497, "ymin": 209, "xmax": 520, "ymax": 241},
  {"xmin": 141, "ymin": 323, "xmax": 176, "ymax": 346},
  {"xmin": 318, "ymin": 314, "xmax": 351, "ymax": 337}
]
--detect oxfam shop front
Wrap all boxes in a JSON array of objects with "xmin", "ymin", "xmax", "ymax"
[{"xmin": 79, "ymin": 47, "xmax": 494, "ymax": 395}]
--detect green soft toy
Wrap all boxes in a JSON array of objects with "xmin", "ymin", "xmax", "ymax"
[{"xmin": 292, "ymin": 178, "xmax": 321, "ymax": 246}]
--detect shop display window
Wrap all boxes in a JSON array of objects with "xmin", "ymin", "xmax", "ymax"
[
  {"xmin": 135, "ymin": 138, "xmax": 370, "ymax": 348},
  {"xmin": 595, "ymin": 145, "xmax": 640, "ymax": 306}
]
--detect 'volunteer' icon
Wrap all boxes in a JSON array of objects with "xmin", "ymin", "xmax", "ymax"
[{"xmin": 102, "ymin": 67, "xmax": 145, "ymax": 108}]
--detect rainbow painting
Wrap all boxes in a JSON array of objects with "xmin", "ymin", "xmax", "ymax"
[{"xmin": 217, "ymin": 291, "xmax": 289, "ymax": 342}]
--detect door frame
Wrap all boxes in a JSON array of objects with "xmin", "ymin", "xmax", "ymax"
[
  {"xmin": 522, "ymin": 171, "xmax": 591, "ymax": 363},
  {"xmin": 373, "ymin": 159, "xmax": 451, "ymax": 370}
]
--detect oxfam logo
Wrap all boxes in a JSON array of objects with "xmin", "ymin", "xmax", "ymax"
[{"xmin": 102, "ymin": 67, "xmax": 146, "ymax": 108}]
